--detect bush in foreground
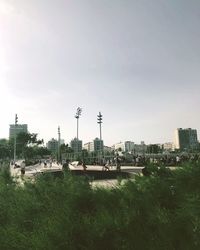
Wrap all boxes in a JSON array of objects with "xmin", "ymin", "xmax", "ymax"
[{"xmin": 0, "ymin": 163, "xmax": 200, "ymax": 249}]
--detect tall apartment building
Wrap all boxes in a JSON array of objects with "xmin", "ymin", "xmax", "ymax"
[
  {"xmin": 83, "ymin": 138, "xmax": 104, "ymax": 152},
  {"xmin": 90, "ymin": 138, "xmax": 104, "ymax": 152},
  {"xmin": 47, "ymin": 138, "xmax": 59, "ymax": 153},
  {"xmin": 174, "ymin": 128, "xmax": 198, "ymax": 151},
  {"xmin": 70, "ymin": 138, "xmax": 82, "ymax": 152},
  {"xmin": 9, "ymin": 124, "xmax": 28, "ymax": 139}
]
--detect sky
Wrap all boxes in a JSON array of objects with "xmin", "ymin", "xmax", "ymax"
[{"xmin": 0, "ymin": 0, "xmax": 200, "ymax": 146}]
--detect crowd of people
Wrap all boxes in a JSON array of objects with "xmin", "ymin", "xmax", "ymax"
[
  {"xmin": 131, "ymin": 154, "xmax": 200, "ymax": 166},
  {"xmin": 87, "ymin": 153, "xmax": 200, "ymax": 169},
  {"xmin": 8, "ymin": 153, "xmax": 200, "ymax": 177}
]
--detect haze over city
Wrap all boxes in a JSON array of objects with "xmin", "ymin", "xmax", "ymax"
[{"xmin": 0, "ymin": 0, "xmax": 200, "ymax": 145}]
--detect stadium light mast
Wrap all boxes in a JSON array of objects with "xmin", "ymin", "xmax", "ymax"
[
  {"xmin": 14, "ymin": 114, "xmax": 18, "ymax": 163},
  {"xmin": 75, "ymin": 107, "xmax": 82, "ymax": 140},
  {"xmin": 58, "ymin": 126, "xmax": 61, "ymax": 162},
  {"xmin": 97, "ymin": 112, "xmax": 103, "ymax": 163},
  {"xmin": 97, "ymin": 112, "xmax": 103, "ymax": 142}
]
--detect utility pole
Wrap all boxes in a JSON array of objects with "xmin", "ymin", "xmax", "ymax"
[
  {"xmin": 97, "ymin": 112, "xmax": 103, "ymax": 142},
  {"xmin": 58, "ymin": 126, "xmax": 61, "ymax": 162},
  {"xmin": 97, "ymin": 112, "xmax": 103, "ymax": 164},
  {"xmin": 75, "ymin": 107, "xmax": 82, "ymax": 140},
  {"xmin": 74, "ymin": 107, "xmax": 82, "ymax": 157},
  {"xmin": 14, "ymin": 114, "xmax": 18, "ymax": 163}
]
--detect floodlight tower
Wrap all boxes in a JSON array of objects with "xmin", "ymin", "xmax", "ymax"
[
  {"xmin": 75, "ymin": 107, "xmax": 82, "ymax": 140},
  {"xmin": 58, "ymin": 126, "xmax": 61, "ymax": 161},
  {"xmin": 14, "ymin": 114, "xmax": 18, "ymax": 163},
  {"xmin": 97, "ymin": 112, "xmax": 103, "ymax": 142},
  {"xmin": 97, "ymin": 112, "xmax": 103, "ymax": 161}
]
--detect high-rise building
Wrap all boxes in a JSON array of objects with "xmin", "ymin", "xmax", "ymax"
[
  {"xmin": 70, "ymin": 138, "xmax": 82, "ymax": 152},
  {"xmin": 90, "ymin": 138, "xmax": 104, "ymax": 152},
  {"xmin": 174, "ymin": 128, "xmax": 198, "ymax": 151},
  {"xmin": 9, "ymin": 124, "xmax": 28, "ymax": 139},
  {"xmin": 47, "ymin": 138, "xmax": 59, "ymax": 153}
]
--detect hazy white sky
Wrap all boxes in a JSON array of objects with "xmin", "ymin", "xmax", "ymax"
[{"xmin": 0, "ymin": 0, "xmax": 200, "ymax": 145}]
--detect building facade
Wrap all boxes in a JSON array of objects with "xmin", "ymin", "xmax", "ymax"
[
  {"xmin": 90, "ymin": 138, "xmax": 104, "ymax": 152},
  {"xmin": 9, "ymin": 124, "xmax": 28, "ymax": 139},
  {"xmin": 163, "ymin": 142, "xmax": 174, "ymax": 152},
  {"xmin": 134, "ymin": 141, "xmax": 147, "ymax": 155},
  {"xmin": 70, "ymin": 138, "xmax": 82, "ymax": 152},
  {"xmin": 174, "ymin": 128, "xmax": 198, "ymax": 151},
  {"xmin": 47, "ymin": 138, "xmax": 59, "ymax": 153},
  {"xmin": 114, "ymin": 141, "xmax": 135, "ymax": 152},
  {"xmin": 83, "ymin": 142, "xmax": 92, "ymax": 152}
]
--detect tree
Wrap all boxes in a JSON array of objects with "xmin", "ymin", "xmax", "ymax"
[
  {"xmin": 10, "ymin": 132, "xmax": 44, "ymax": 159},
  {"xmin": 0, "ymin": 139, "xmax": 11, "ymax": 159},
  {"xmin": 59, "ymin": 144, "xmax": 74, "ymax": 160},
  {"xmin": 24, "ymin": 146, "xmax": 51, "ymax": 159},
  {"xmin": 147, "ymin": 144, "xmax": 160, "ymax": 154}
]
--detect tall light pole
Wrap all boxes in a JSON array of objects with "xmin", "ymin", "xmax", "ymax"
[
  {"xmin": 97, "ymin": 112, "xmax": 103, "ymax": 142},
  {"xmin": 14, "ymin": 114, "xmax": 18, "ymax": 163},
  {"xmin": 75, "ymin": 107, "xmax": 82, "ymax": 140},
  {"xmin": 74, "ymin": 107, "xmax": 82, "ymax": 153},
  {"xmin": 58, "ymin": 126, "xmax": 61, "ymax": 162},
  {"xmin": 97, "ymin": 112, "xmax": 103, "ymax": 163}
]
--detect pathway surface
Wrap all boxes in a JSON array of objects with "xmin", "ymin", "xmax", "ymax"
[{"xmin": 10, "ymin": 161, "xmax": 177, "ymax": 187}]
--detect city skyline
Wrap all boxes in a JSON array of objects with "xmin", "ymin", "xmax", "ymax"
[
  {"xmin": 6, "ymin": 117, "xmax": 200, "ymax": 147},
  {"xmin": 1, "ymin": 0, "xmax": 200, "ymax": 145}
]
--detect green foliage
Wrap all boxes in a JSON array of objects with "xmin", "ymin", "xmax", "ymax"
[
  {"xmin": 147, "ymin": 144, "xmax": 161, "ymax": 154},
  {"xmin": 7, "ymin": 132, "xmax": 48, "ymax": 160},
  {"xmin": 0, "ymin": 139, "xmax": 11, "ymax": 159},
  {"xmin": 0, "ymin": 163, "xmax": 200, "ymax": 249},
  {"xmin": 15, "ymin": 132, "xmax": 43, "ymax": 158}
]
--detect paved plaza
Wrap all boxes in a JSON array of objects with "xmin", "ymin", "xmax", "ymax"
[{"xmin": 9, "ymin": 160, "xmax": 145, "ymax": 187}]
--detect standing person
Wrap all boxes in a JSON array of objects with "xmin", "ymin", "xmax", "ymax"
[
  {"xmin": 44, "ymin": 160, "xmax": 47, "ymax": 168},
  {"xmin": 176, "ymin": 155, "xmax": 180, "ymax": 166},
  {"xmin": 63, "ymin": 160, "xmax": 69, "ymax": 171},
  {"xmin": 106, "ymin": 159, "xmax": 110, "ymax": 170},
  {"xmin": 136, "ymin": 156, "xmax": 140, "ymax": 166},
  {"xmin": 132, "ymin": 156, "xmax": 136, "ymax": 166},
  {"xmin": 82, "ymin": 162, "xmax": 87, "ymax": 171},
  {"xmin": 103, "ymin": 159, "xmax": 110, "ymax": 171},
  {"xmin": 20, "ymin": 161, "xmax": 26, "ymax": 176},
  {"xmin": 116, "ymin": 154, "xmax": 121, "ymax": 172}
]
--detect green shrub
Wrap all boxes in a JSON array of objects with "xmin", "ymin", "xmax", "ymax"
[{"xmin": 0, "ymin": 163, "xmax": 200, "ymax": 249}]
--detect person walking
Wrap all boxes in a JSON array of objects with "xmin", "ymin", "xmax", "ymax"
[
  {"xmin": 20, "ymin": 161, "xmax": 26, "ymax": 176},
  {"xmin": 82, "ymin": 162, "xmax": 87, "ymax": 171},
  {"xmin": 115, "ymin": 155, "xmax": 121, "ymax": 172}
]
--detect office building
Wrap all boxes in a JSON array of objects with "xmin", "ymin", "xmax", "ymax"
[
  {"xmin": 174, "ymin": 128, "xmax": 198, "ymax": 151},
  {"xmin": 70, "ymin": 138, "xmax": 82, "ymax": 152},
  {"xmin": 114, "ymin": 141, "xmax": 135, "ymax": 152},
  {"xmin": 47, "ymin": 138, "xmax": 59, "ymax": 153},
  {"xmin": 9, "ymin": 124, "xmax": 28, "ymax": 139},
  {"xmin": 90, "ymin": 138, "xmax": 104, "ymax": 152}
]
